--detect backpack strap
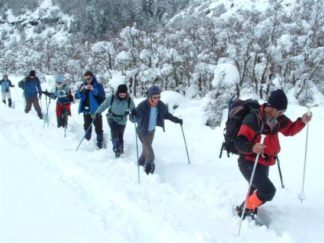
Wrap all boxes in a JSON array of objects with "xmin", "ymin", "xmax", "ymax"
[{"xmin": 108, "ymin": 95, "xmax": 131, "ymax": 118}]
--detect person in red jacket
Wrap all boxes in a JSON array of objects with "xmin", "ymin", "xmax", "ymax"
[{"xmin": 234, "ymin": 89, "xmax": 312, "ymax": 219}]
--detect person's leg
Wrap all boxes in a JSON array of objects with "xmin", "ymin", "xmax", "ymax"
[
  {"xmin": 25, "ymin": 96, "xmax": 32, "ymax": 113},
  {"xmin": 108, "ymin": 119, "xmax": 120, "ymax": 153},
  {"xmin": 118, "ymin": 124, "xmax": 126, "ymax": 153},
  {"xmin": 7, "ymin": 92, "xmax": 12, "ymax": 107},
  {"xmin": 93, "ymin": 114, "xmax": 104, "ymax": 148},
  {"xmin": 83, "ymin": 113, "xmax": 92, "ymax": 140},
  {"xmin": 1, "ymin": 92, "xmax": 6, "ymax": 104},
  {"xmin": 32, "ymin": 96, "xmax": 43, "ymax": 119},
  {"xmin": 237, "ymin": 157, "xmax": 276, "ymax": 217},
  {"xmin": 138, "ymin": 131, "xmax": 155, "ymax": 174}
]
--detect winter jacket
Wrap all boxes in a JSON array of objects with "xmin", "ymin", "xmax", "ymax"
[
  {"xmin": 75, "ymin": 76, "xmax": 105, "ymax": 114},
  {"xmin": 0, "ymin": 79, "xmax": 14, "ymax": 92},
  {"xmin": 135, "ymin": 99, "xmax": 181, "ymax": 136},
  {"xmin": 96, "ymin": 94, "xmax": 135, "ymax": 126},
  {"xmin": 54, "ymin": 84, "xmax": 73, "ymax": 104},
  {"xmin": 18, "ymin": 77, "xmax": 42, "ymax": 97},
  {"xmin": 234, "ymin": 104, "xmax": 306, "ymax": 166}
]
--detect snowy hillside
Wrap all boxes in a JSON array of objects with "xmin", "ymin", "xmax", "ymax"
[{"xmin": 1, "ymin": 77, "xmax": 324, "ymax": 242}]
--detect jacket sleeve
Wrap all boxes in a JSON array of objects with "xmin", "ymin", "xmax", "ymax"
[
  {"xmin": 234, "ymin": 113, "xmax": 260, "ymax": 155},
  {"xmin": 9, "ymin": 80, "xmax": 14, "ymax": 87},
  {"xmin": 162, "ymin": 102, "xmax": 180, "ymax": 123},
  {"xmin": 95, "ymin": 95, "xmax": 111, "ymax": 114},
  {"xmin": 278, "ymin": 115, "xmax": 305, "ymax": 136}
]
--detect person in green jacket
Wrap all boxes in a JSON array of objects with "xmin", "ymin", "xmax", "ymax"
[{"xmin": 95, "ymin": 84, "xmax": 136, "ymax": 157}]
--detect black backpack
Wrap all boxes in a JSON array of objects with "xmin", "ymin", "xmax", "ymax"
[{"xmin": 219, "ymin": 99, "xmax": 260, "ymax": 158}]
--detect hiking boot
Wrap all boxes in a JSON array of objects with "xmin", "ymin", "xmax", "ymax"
[
  {"xmin": 138, "ymin": 156, "xmax": 145, "ymax": 166},
  {"xmin": 235, "ymin": 203, "xmax": 258, "ymax": 220},
  {"xmin": 144, "ymin": 161, "xmax": 155, "ymax": 175},
  {"xmin": 115, "ymin": 151, "xmax": 121, "ymax": 158}
]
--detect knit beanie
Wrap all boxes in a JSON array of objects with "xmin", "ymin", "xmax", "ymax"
[
  {"xmin": 117, "ymin": 84, "xmax": 128, "ymax": 93},
  {"xmin": 29, "ymin": 70, "xmax": 36, "ymax": 77},
  {"xmin": 147, "ymin": 86, "xmax": 161, "ymax": 96},
  {"xmin": 267, "ymin": 89, "xmax": 288, "ymax": 111}
]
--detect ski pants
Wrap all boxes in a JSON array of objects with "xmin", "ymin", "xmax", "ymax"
[
  {"xmin": 25, "ymin": 95, "xmax": 42, "ymax": 118},
  {"xmin": 108, "ymin": 119, "xmax": 126, "ymax": 152},
  {"xmin": 83, "ymin": 113, "xmax": 103, "ymax": 143},
  {"xmin": 138, "ymin": 131, "xmax": 155, "ymax": 163},
  {"xmin": 2, "ymin": 91, "xmax": 12, "ymax": 107},
  {"xmin": 238, "ymin": 156, "xmax": 276, "ymax": 202}
]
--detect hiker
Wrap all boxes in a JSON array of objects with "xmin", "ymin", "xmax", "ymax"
[
  {"xmin": 0, "ymin": 74, "xmax": 15, "ymax": 107},
  {"xmin": 42, "ymin": 74, "xmax": 74, "ymax": 128},
  {"xmin": 234, "ymin": 89, "xmax": 312, "ymax": 219},
  {"xmin": 95, "ymin": 84, "xmax": 136, "ymax": 157},
  {"xmin": 131, "ymin": 85, "xmax": 183, "ymax": 174},
  {"xmin": 75, "ymin": 71, "xmax": 106, "ymax": 149},
  {"xmin": 18, "ymin": 70, "xmax": 43, "ymax": 119}
]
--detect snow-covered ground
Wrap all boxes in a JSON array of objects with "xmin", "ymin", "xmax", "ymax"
[{"xmin": 1, "ymin": 77, "xmax": 323, "ymax": 242}]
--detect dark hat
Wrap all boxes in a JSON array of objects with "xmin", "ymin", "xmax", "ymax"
[
  {"xmin": 147, "ymin": 85, "xmax": 161, "ymax": 96},
  {"xmin": 84, "ymin": 71, "xmax": 93, "ymax": 77},
  {"xmin": 29, "ymin": 70, "xmax": 36, "ymax": 77},
  {"xmin": 267, "ymin": 89, "xmax": 288, "ymax": 111},
  {"xmin": 117, "ymin": 84, "xmax": 128, "ymax": 93}
]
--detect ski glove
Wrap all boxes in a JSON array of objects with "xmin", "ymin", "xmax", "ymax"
[
  {"xmin": 129, "ymin": 114, "xmax": 136, "ymax": 123},
  {"xmin": 144, "ymin": 161, "xmax": 155, "ymax": 175},
  {"xmin": 176, "ymin": 118, "xmax": 183, "ymax": 126}
]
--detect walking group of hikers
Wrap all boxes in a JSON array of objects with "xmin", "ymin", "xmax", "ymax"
[{"xmin": 2, "ymin": 70, "xmax": 313, "ymax": 224}]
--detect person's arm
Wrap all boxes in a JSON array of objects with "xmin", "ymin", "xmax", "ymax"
[
  {"xmin": 95, "ymin": 95, "xmax": 111, "ymax": 114},
  {"xmin": 234, "ymin": 113, "xmax": 261, "ymax": 155},
  {"xmin": 9, "ymin": 80, "xmax": 15, "ymax": 87},
  {"xmin": 163, "ymin": 103, "xmax": 183, "ymax": 125},
  {"xmin": 278, "ymin": 115, "xmax": 306, "ymax": 136}
]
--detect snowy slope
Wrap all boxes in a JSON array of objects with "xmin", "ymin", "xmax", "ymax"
[{"xmin": 0, "ymin": 77, "xmax": 324, "ymax": 242}]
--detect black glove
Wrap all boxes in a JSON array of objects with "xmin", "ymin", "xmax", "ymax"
[
  {"xmin": 129, "ymin": 114, "xmax": 136, "ymax": 123},
  {"xmin": 144, "ymin": 161, "xmax": 155, "ymax": 175},
  {"xmin": 130, "ymin": 109, "xmax": 137, "ymax": 116},
  {"xmin": 176, "ymin": 118, "xmax": 183, "ymax": 126}
]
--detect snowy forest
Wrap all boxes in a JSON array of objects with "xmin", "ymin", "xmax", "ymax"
[{"xmin": 0, "ymin": 0, "xmax": 323, "ymax": 126}]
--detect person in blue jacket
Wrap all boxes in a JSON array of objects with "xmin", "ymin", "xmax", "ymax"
[
  {"xmin": 95, "ymin": 84, "xmax": 136, "ymax": 157},
  {"xmin": 75, "ymin": 71, "xmax": 106, "ymax": 149},
  {"xmin": 0, "ymin": 74, "xmax": 15, "ymax": 107},
  {"xmin": 18, "ymin": 70, "xmax": 43, "ymax": 119},
  {"xmin": 131, "ymin": 86, "xmax": 183, "ymax": 174}
]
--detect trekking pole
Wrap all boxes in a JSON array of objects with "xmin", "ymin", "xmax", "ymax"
[
  {"xmin": 276, "ymin": 157, "xmax": 285, "ymax": 189},
  {"xmin": 180, "ymin": 124, "xmax": 191, "ymax": 165},
  {"xmin": 134, "ymin": 122, "xmax": 140, "ymax": 184},
  {"xmin": 63, "ymin": 111, "xmax": 68, "ymax": 138},
  {"xmin": 75, "ymin": 117, "xmax": 96, "ymax": 152},
  {"xmin": 298, "ymin": 107, "xmax": 311, "ymax": 202},
  {"xmin": 237, "ymin": 135, "xmax": 265, "ymax": 237},
  {"xmin": 43, "ymin": 96, "xmax": 50, "ymax": 128}
]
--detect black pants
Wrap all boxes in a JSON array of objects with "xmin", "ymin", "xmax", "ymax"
[
  {"xmin": 238, "ymin": 157, "xmax": 276, "ymax": 202},
  {"xmin": 83, "ymin": 113, "xmax": 103, "ymax": 145},
  {"xmin": 108, "ymin": 119, "xmax": 126, "ymax": 152}
]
